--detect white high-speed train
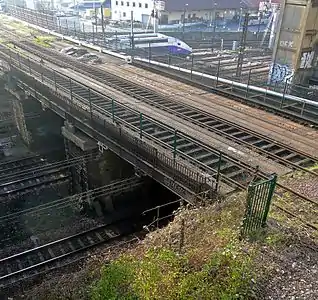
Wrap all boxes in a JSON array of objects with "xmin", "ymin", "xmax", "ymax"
[{"xmin": 106, "ymin": 33, "xmax": 192, "ymax": 56}]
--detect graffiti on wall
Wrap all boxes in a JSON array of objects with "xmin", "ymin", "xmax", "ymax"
[
  {"xmin": 280, "ymin": 40, "xmax": 294, "ymax": 48},
  {"xmin": 269, "ymin": 63, "xmax": 294, "ymax": 84},
  {"xmin": 300, "ymin": 51, "xmax": 315, "ymax": 69}
]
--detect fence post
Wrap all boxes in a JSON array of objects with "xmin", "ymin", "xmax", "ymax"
[
  {"xmin": 69, "ymin": 78, "xmax": 73, "ymax": 101},
  {"xmin": 215, "ymin": 153, "xmax": 222, "ymax": 192},
  {"xmin": 88, "ymin": 88, "xmax": 93, "ymax": 120},
  {"xmin": 216, "ymin": 59, "xmax": 220, "ymax": 87},
  {"xmin": 28, "ymin": 58, "xmax": 31, "ymax": 74},
  {"xmin": 74, "ymin": 21, "xmax": 77, "ymax": 38},
  {"xmin": 109, "ymin": 99, "xmax": 114, "ymax": 122},
  {"xmin": 58, "ymin": 18, "xmax": 61, "ymax": 34},
  {"xmin": 18, "ymin": 52, "xmax": 21, "ymax": 69},
  {"xmin": 156, "ymin": 206, "xmax": 160, "ymax": 228},
  {"xmin": 139, "ymin": 113, "xmax": 143, "ymax": 139},
  {"xmin": 241, "ymin": 174, "xmax": 277, "ymax": 238},
  {"xmin": 190, "ymin": 54, "xmax": 194, "ymax": 79},
  {"xmin": 54, "ymin": 71, "xmax": 57, "ymax": 91},
  {"xmin": 261, "ymin": 174, "xmax": 277, "ymax": 226},
  {"xmin": 280, "ymin": 81, "xmax": 287, "ymax": 108},
  {"xmin": 178, "ymin": 200, "xmax": 185, "ymax": 254},
  {"xmin": 173, "ymin": 129, "xmax": 177, "ymax": 161},
  {"xmin": 66, "ymin": 19, "xmax": 69, "ymax": 35},
  {"xmin": 246, "ymin": 68, "xmax": 252, "ymax": 97}
]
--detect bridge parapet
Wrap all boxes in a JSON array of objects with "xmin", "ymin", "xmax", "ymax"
[{"xmin": 0, "ymin": 51, "xmax": 218, "ymax": 203}]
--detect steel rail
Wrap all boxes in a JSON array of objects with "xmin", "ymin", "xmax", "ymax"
[
  {"xmin": 9, "ymin": 40, "xmax": 317, "ymax": 176},
  {"xmin": 0, "ymin": 219, "xmax": 138, "ymax": 287},
  {"xmin": 2, "ymin": 47, "xmax": 318, "ymax": 216},
  {"xmin": 0, "ymin": 152, "xmax": 98, "ymax": 183},
  {"xmin": 4, "ymin": 9, "xmax": 318, "ymax": 112},
  {"xmin": 2, "ymin": 48, "xmax": 255, "ymax": 190},
  {"xmin": 133, "ymin": 59, "xmax": 318, "ymax": 125}
]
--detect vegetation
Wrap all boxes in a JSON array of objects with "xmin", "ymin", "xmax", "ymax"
[
  {"xmin": 90, "ymin": 194, "xmax": 262, "ymax": 300},
  {"xmin": 33, "ymin": 36, "xmax": 55, "ymax": 48},
  {"xmin": 91, "ymin": 245, "xmax": 256, "ymax": 300},
  {"xmin": 21, "ymin": 182, "xmax": 317, "ymax": 299}
]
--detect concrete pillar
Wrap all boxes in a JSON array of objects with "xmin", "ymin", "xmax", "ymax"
[
  {"xmin": 4, "ymin": 78, "xmax": 32, "ymax": 146},
  {"xmin": 271, "ymin": 0, "xmax": 318, "ymax": 86}
]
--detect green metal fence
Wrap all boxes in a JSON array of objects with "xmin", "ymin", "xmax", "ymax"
[{"xmin": 241, "ymin": 174, "xmax": 277, "ymax": 237}]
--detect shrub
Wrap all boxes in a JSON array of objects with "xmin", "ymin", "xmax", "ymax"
[{"xmin": 91, "ymin": 245, "xmax": 256, "ymax": 300}]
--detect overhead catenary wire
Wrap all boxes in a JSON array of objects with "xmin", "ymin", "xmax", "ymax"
[
  {"xmin": 0, "ymin": 177, "xmax": 142, "ymax": 224},
  {"xmin": 0, "ymin": 152, "xmax": 99, "ymax": 182}
]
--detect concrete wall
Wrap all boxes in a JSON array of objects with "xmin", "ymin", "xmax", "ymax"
[{"xmin": 271, "ymin": 0, "xmax": 318, "ymax": 85}]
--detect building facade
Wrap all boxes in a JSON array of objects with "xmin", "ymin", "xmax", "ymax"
[
  {"xmin": 111, "ymin": 0, "xmax": 157, "ymax": 22},
  {"xmin": 161, "ymin": 0, "xmax": 262, "ymax": 24}
]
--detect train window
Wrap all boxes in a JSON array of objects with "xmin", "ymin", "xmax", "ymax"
[
  {"xmin": 133, "ymin": 2, "xmax": 136, "ymax": 7},
  {"xmin": 139, "ymin": 3, "xmax": 142, "ymax": 8}
]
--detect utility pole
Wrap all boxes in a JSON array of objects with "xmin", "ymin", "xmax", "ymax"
[
  {"xmin": 236, "ymin": 12, "xmax": 249, "ymax": 78},
  {"xmin": 211, "ymin": 0, "xmax": 217, "ymax": 52},
  {"xmin": 131, "ymin": 10, "xmax": 134, "ymax": 50},
  {"xmin": 182, "ymin": 3, "xmax": 188, "ymax": 40},
  {"xmin": 101, "ymin": 4, "xmax": 105, "ymax": 38}
]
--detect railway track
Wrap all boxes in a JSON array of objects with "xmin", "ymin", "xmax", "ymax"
[
  {"xmin": 134, "ymin": 60, "xmax": 318, "ymax": 124},
  {"xmin": 0, "ymin": 155, "xmax": 46, "ymax": 177},
  {"xmin": 0, "ymin": 153, "xmax": 97, "ymax": 183},
  {"xmin": 0, "ymin": 154, "xmax": 101, "ymax": 198},
  {"xmin": 1, "ymin": 47, "xmax": 261, "ymax": 188},
  {"xmin": 1, "ymin": 43, "xmax": 317, "ymax": 230},
  {"xmin": 12, "ymin": 40, "xmax": 317, "ymax": 174},
  {"xmin": 5, "ymin": 7, "xmax": 318, "ymax": 122},
  {"xmin": 0, "ymin": 169, "xmax": 69, "ymax": 197},
  {"xmin": 0, "ymin": 219, "xmax": 138, "ymax": 289}
]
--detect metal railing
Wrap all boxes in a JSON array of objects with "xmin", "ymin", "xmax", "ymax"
[{"xmin": 1, "ymin": 51, "xmax": 216, "ymax": 201}]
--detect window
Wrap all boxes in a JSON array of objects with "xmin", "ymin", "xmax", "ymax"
[
  {"xmin": 133, "ymin": 2, "xmax": 135, "ymax": 7},
  {"xmin": 127, "ymin": 1, "xmax": 129, "ymax": 6},
  {"xmin": 115, "ymin": 1, "xmax": 118, "ymax": 5},
  {"xmin": 145, "ymin": 3, "xmax": 148, "ymax": 8},
  {"xmin": 123, "ymin": 12, "xmax": 126, "ymax": 17},
  {"xmin": 139, "ymin": 3, "xmax": 142, "ymax": 8},
  {"xmin": 121, "ymin": 1, "xmax": 124, "ymax": 5}
]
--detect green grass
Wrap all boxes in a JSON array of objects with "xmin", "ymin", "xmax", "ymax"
[
  {"xmin": 91, "ymin": 246, "xmax": 256, "ymax": 300},
  {"xmin": 34, "ymin": 36, "xmax": 55, "ymax": 48},
  {"xmin": 307, "ymin": 163, "xmax": 318, "ymax": 171},
  {"xmin": 90, "ymin": 194, "xmax": 261, "ymax": 300}
]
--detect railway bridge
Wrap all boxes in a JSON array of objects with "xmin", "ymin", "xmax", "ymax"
[{"xmin": 0, "ymin": 50, "xmax": 218, "ymax": 204}]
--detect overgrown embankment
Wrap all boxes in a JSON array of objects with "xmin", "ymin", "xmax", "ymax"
[
  {"xmin": 21, "ymin": 172, "xmax": 318, "ymax": 299},
  {"xmin": 90, "ymin": 188, "xmax": 317, "ymax": 300}
]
